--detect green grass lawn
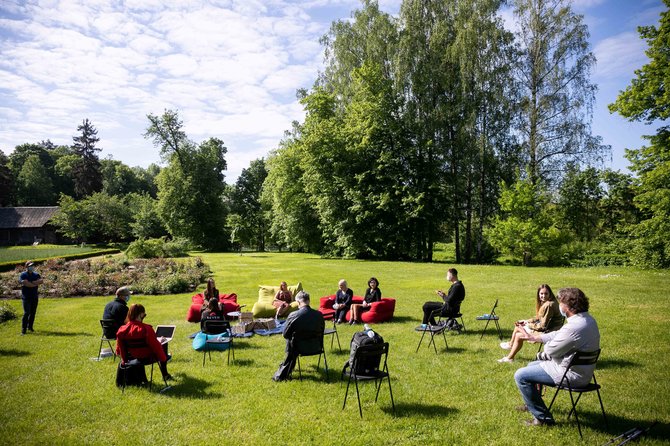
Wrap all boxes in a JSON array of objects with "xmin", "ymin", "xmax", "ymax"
[
  {"xmin": 0, "ymin": 253, "xmax": 668, "ymax": 445},
  {"xmin": 0, "ymin": 244, "xmax": 103, "ymax": 263}
]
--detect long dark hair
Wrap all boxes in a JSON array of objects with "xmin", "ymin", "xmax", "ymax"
[{"xmin": 205, "ymin": 278, "xmax": 218, "ymax": 300}]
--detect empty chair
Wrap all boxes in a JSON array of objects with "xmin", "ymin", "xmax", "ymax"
[
  {"xmin": 476, "ymin": 299, "xmax": 502, "ymax": 340},
  {"xmin": 415, "ymin": 309, "xmax": 449, "ymax": 354},
  {"xmin": 201, "ymin": 320, "xmax": 234, "ymax": 366},
  {"xmin": 342, "ymin": 342, "xmax": 394, "ymax": 418},
  {"xmin": 323, "ymin": 318, "xmax": 342, "ymax": 352},
  {"xmin": 546, "ymin": 349, "xmax": 607, "ymax": 438}
]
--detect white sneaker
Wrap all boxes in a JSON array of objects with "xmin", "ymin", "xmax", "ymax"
[
  {"xmin": 500, "ymin": 341, "xmax": 511, "ymax": 350},
  {"xmin": 497, "ymin": 356, "xmax": 514, "ymax": 363}
]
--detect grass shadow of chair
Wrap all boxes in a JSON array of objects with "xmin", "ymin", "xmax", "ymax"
[
  {"xmin": 0, "ymin": 349, "xmax": 31, "ymax": 357},
  {"xmin": 594, "ymin": 358, "xmax": 639, "ymax": 369},
  {"xmin": 382, "ymin": 402, "xmax": 459, "ymax": 418},
  {"xmin": 562, "ymin": 411, "xmax": 668, "ymax": 441},
  {"xmin": 159, "ymin": 373, "xmax": 223, "ymax": 399},
  {"xmin": 39, "ymin": 330, "xmax": 94, "ymax": 337}
]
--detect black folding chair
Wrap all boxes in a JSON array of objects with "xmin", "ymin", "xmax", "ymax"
[
  {"xmin": 415, "ymin": 311, "xmax": 449, "ymax": 354},
  {"xmin": 118, "ymin": 338, "xmax": 170, "ymax": 393},
  {"xmin": 293, "ymin": 330, "xmax": 328, "ymax": 382},
  {"xmin": 202, "ymin": 319, "xmax": 234, "ymax": 366},
  {"xmin": 546, "ymin": 349, "xmax": 607, "ymax": 438},
  {"xmin": 323, "ymin": 319, "xmax": 342, "ymax": 352},
  {"xmin": 97, "ymin": 319, "xmax": 118, "ymax": 361},
  {"xmin": 342, "ymin": 342, "xmax": 394, "ymax": 418},
  {"xmin": 476, "ymin": 299, "xmax": 503, "ymax": 340}
]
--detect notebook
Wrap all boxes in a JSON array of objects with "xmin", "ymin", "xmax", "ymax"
[{"xmin": 155, "ymin": 325, "xmax": 176, "ymax": 344}]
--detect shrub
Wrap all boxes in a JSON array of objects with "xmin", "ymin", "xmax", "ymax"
[
  {"xmin": 125, "ymin": 237, "xmax": 192, "ymax": 259},
  {"xmin": 0, "ymin": 257, "xmax": 209, "ymax": 298},
  {"xmin": 0, "ymin": 302, "xmax": 18, "ymax": 323}
]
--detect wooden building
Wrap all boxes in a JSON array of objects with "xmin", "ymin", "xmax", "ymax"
[{"xmin": 0, "ymin": 207, "xmax": 61, "ymax": 245}]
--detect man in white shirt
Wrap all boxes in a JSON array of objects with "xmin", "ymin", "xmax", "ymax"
[{"xmin": 514, "ymin": 287, "xmax": 600, "ymax": 426}]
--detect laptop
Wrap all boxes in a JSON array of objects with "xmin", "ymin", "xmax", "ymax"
[{"xmin": 155, "ymin": 325, "xmax": 176, "ymax": 344}]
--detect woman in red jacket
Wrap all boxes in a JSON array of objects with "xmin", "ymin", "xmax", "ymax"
[{"xmin": 116, "ymin": 303, "xmax": 172, "ymax": 380}]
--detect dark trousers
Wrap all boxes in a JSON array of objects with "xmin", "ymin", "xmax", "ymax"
[
  {"xmin": 334, "ymin": 307, "xmax": 349, "ymax": 323},
  {"xmin": 422, "ymin": 301, "xmax": 444, "ymax": 325},
  {"xmin": 273, "ymin": 344, "xmax": 298, "ymax": 381},
  {"xmin": 22, "ymin": 296, "xmax": 38, "ymax": 332}
]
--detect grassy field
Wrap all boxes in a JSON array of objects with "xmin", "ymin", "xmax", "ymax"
[
  {"xmin": 0, "ymin": 252, "xmax": 668, "ymax": 445},
  {"xmin": 0, "ymin": 244, "xmax": 103, "ymax": 263}
]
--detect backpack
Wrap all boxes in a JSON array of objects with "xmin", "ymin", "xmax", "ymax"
[{"xmin": 345, "ymin": 329, "xmax": 384, "ymax": 375}]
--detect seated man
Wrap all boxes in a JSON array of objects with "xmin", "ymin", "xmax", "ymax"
[
  {"xmin": 102, "ymin": 286, "xmax": 131, "ymax": 339},
  {"xmin": 421, "ymin": 268, "xmax": 465, "ymax": 326},
  {"xmin": 513, "ymin": 288, "xmax": 600, "ymax": 426},
  {"xmin": 272, "ymin": 291, "xmax": 325, "ymax": 382}
]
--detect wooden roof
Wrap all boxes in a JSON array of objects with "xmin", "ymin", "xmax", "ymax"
[{"xmin": 0, "ymin": 207, "xmax": 59, "ymax": 229}]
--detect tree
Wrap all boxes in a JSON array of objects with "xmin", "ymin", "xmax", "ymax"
[
  {"xmin": 146, "ymin": 110, "xmax": 229, "ymax": 250},
  {"xmin": 486, "ymin": 178, "xmax": 564, "ymax": 265},
  {"xmin": 557, "ymin": 166, "xmax": 602, "ymax": 241},
  {"xmin": 228, "ymin": 158, "xmax": 269, "ymax": 251},
  {"xmin": 599, "ymin": 169, "xmax": 638, "ymax": 234},
  {"xmin": 71, "ymin": 119, "xmax": 103, "ymax": 198},
  {"xmin": 126, "ymin": 193, "xmax": 167, "ymax": 239},
  {"xmin": 0, "ymin": 150, "xmax": 13, "ymax": 206},
  {"xmin": 609, "ymin": 1, "xmax": 670, "ymax": 268},
  {"xmin": 513, "ymin": 0, "xmax": 608, "ymax": 185},
  {"xmin": 16, "ymin": 155, "xmax": 54, "ymax": 205},
  {"xmin": 52, "ymin": 192, "xmax": 133, "ymax": 243}
]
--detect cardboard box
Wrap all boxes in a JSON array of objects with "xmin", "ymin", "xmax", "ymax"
[
  {"xmin": 231, "ymin": 321, "xmax": 255, "ymax": 335},
  {"xmin": 239, "ymin": 312, "xmax": 253, "ymax": 323},
  {"xmin": 255, "ymin": 318, "xmax": 277, "ymax": 330}
]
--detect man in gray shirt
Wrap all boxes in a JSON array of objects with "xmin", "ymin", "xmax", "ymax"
[{"xmin": 514, "ymin": 287, "xmax": 600, "ymax": 426}]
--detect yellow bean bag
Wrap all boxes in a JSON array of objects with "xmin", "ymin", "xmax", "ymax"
[{"xmin": 252, "ymin": 282, "xmax": 303, "ymax": 318}]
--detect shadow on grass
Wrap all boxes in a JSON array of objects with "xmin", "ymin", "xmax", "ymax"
[
  {"xmin": 38, "ymin": 330, "xmax": 93, "ymax": 337},
  {"xmin": 415, "ymin": 346, "xmax": 466, "ymax": 355},
  {"xmin": 0, "ymin": 348, "xmax": 31, "ymax": 357},
  {"xmin": 383, "ymin": 402, "xmax": 459, "ymax": 418},
  {"xmin": 162, "ymin": 373, "xmax": 222, "ymax": 399},
  {"xmin": 595, "ymin": 358, "xmax": 639, "ymax": 369},
  {"xmin": 551, "ymin": 408, "xmax": 668, "ymax": 442}
]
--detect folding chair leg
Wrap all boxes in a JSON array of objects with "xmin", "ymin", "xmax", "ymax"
[
  {"xmin": 480, "ymin": 318, "xmax": 492, "ymax": 340},
  {"xmin": 98, "ymin": 339, "xmax": 104, "ymax": 361},
  {"xmin": 354, "ymin": 375, "xmax": 363, "ymax": 418},
  {"xmin": 343, "ymin": 373, "xmax": 352, "ymax": 410},
  {"xmin": 297, "ymin": 356, "xmax": 302, "ymax": 381},
  {"xmin": 334, "ymin": 331, "xmax": 341, "ymax": 351},
  {"xmin": 323, "ymin": 352, "xmax": 329, "ymax": 382},
  {"xmin": 416, "ymin": 329, "xmax": 428, "ymax": 353},
  {"xmin": 494, "ymin": 319, "xmax": 503, "ymax": 340},
  {"xmin": 148, "ymin": 363, "xmax": 154, "ymax": 392},
  {"xmin": 596, "ymin": 389, "xmax": 608, "ymax": 427}
]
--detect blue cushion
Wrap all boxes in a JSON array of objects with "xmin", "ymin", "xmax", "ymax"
[{"xmin": 192, "ymin": 331, "xmax": 231, "ymax": 351}]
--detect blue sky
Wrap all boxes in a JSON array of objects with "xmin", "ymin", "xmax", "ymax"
[{"xmin": 0, "ymin": 0, "xmax": 665, "ymax": 182}]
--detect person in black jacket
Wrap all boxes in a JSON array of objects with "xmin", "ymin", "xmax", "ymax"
[
  {"xmin": 421, "ymin": 268, "xmax": 465, "ymax": 325},
  {"xmin": 272, "ymin": 291, "xmax": 325, "ymax": 382},
  {"xmin": 333, "ymin": 279, "xmax": 353, "ymax": 324},
  {"xmin": 102, "ymin": 286, "xmax": 131, "ymax": 339}
]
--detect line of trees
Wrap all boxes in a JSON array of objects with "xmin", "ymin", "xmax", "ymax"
[{"xmin": 1, "ymin": 0, "xmax": 667, "ymax": 268}]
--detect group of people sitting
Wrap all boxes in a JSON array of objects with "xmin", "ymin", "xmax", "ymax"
[
  {"xmin": 100, "ymin": 267, "xmax": 601, "ymax": 429},
  {"xmin": 273, "ymin": 277, "xmax": 383, "ymax": 324},
  {"xmin": 102, "ymin": 286, "xmax": 172, "ymax": 383}
]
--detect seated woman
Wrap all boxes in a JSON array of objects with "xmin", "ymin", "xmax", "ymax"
[
  {"xmin": 200, "ymin": 296, "xmax": 224, "ymax": 331},
  {"xmin": 333, "ymin": 279, "xmax": 353, "ymax": 324},
  {"xmin": 349, "ymin": 277, "xmax": 381, "ymax": 325},
  {"xmin": 200, "ymin": 278, "xmax": 220, "ymax": 312},
  {"xmin": 272, "ymin": 281, "xmax": 293, "ymax": 318},
  {"xmin": 497, "ymin": 284, "xmax": 563, "ymax": 363},
  {"xmin": 116, "ymin": 303, "xmax": 172, "ymax": 380}
]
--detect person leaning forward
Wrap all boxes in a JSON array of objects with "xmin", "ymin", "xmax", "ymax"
[
  {"xmin": 421, "ymin": 267, "xmax": 465, "ymax": 326},
  {"xmin": 272, "ymin": 291, "xmax": 324, "ymax": 382}
]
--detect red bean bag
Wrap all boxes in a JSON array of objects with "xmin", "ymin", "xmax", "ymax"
[
  {"xmin": 186, "ymin": 293, "xmax": 240, "ymax": 322},
  {"xmin": 318, "ymin": 295, "xmax": 396, "ymax": 323}
]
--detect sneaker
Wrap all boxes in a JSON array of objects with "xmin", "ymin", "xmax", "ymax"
[
  {"xmin": 500, "ymin": 341, "xmax": 511, "ymax": 350},
  {"xmin": 497, "ymin": 356, "xmax": 514, "ymax": 363}
]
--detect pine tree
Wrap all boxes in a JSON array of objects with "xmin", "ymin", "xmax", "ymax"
[{"xmin": 71, "ymin": 119, "xmax": 102, "ymax": 198}]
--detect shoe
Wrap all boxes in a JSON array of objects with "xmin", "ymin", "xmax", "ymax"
[
  {"xmin": 21, "ymin": 331, "xmax": 25, "ymax": 336},
  {"xmin": 28, "ymin": 328, "xmax": 34, "ymax": 332},
  {"xmin": 524, "ymin": 418, "xmax": 555, "ymax": 427},
  {"xmin": 349, "ymin": 320, "xmax": 355, "ymax": 325},
  {"xmin": 497, "ymin": 356, "xmax": 514, "ymax": 363},
  {"xmin": 163, "ymin": 374, "xmax": 173, "ymax": 381},
  {"xmin": 500, "ymin": 341, "xmax": 511, "ymax": 350},
  {"xmin": 515, "ymin": 405, "xmax": 529, "ymax": 412}
]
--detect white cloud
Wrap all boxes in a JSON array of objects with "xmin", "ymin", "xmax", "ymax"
[{"xmin": 593, "ymin": 32, "xmax": 648, "ymax": 80}]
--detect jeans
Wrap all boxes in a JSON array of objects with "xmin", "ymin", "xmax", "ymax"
[
  {"xmin": 21, "ymin": 295, "xmax": 39, "ymax": 332},
  {"xmin": 514, "ymin": 360, "xmax": 556, "ymax": 423}
]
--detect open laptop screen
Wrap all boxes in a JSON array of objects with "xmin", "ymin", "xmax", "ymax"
[{"xmin": 155, "ymin": 325, "xmax": 176, "ymax": 340}]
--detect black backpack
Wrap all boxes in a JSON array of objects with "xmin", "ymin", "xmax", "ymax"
[{"xmin": 345, "ymin": 330, "xmax": 384, "ymax": 375}]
